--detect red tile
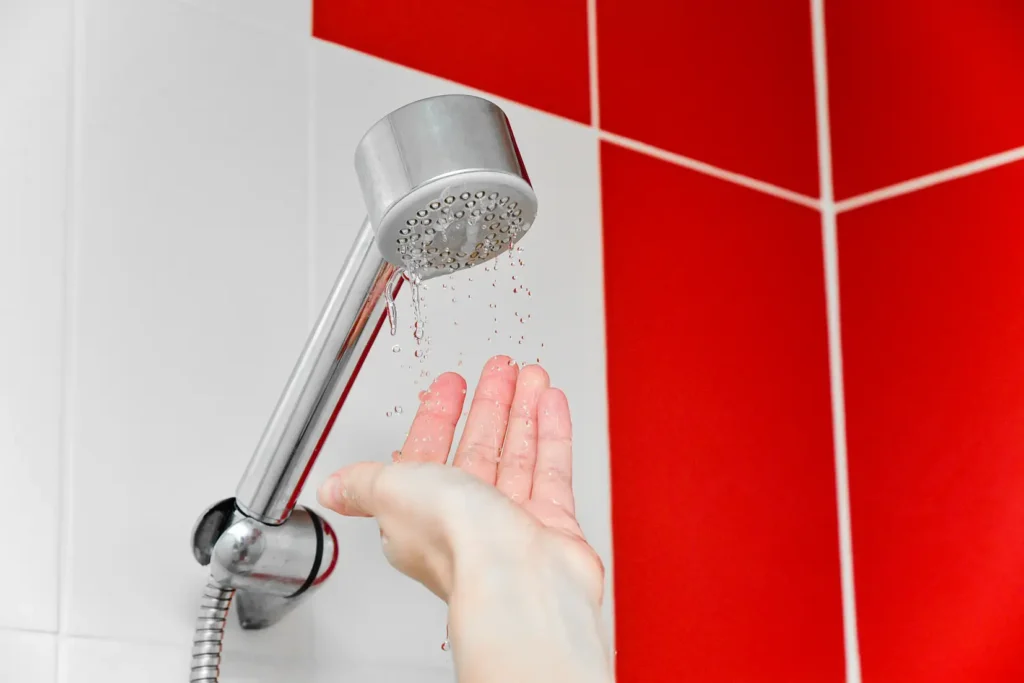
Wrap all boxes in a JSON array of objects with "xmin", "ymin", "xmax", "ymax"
[
  {"xmin": 312, "ymin": 0, "xmax": 590, "ymax": 124},
  {"xmin": 597, "ymin": 0, "xmax": 819, "ymax": 197},
  {"xmin": 839, "ymin": 162, "xmax": 1024, "ymax": 682},
  {"xmin": 827, "ymin": 2, "xmax": 1024, "ymax": 199},
  {"xmin": 602, "ymin": 141, "xmax": 844, "ymax": 683}
]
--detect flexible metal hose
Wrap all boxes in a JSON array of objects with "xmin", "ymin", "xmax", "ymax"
[{"xmin": 190, "ymin": 579, "xmax": 235, "ymax": 682}]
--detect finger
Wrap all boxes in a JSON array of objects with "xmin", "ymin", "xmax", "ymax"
[
  {"xmin": 452, "ymin": 355, "xmax": 518, "ymax": 484},
  {"xmin": 396, "ymin": 372, "xmax": 467, "ymax": 463},
  {"xmin": 317, "ymin": 461, "xmax": 388, "ymax": 518},
  {"xmin": 495, "ymin": 365, "xmax": 550, "ymax": 501},
  {"xmin": 530, "ymin": 388, "xmax": 575, "ymax": 515}
]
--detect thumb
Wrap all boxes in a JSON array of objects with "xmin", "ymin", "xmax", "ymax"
[{"xmin": 316, "ymin": 461, "xmax": 388, "ymax": 518}]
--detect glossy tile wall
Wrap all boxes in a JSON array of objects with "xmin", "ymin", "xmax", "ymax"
[
  {"xmin": 0, "ymin": 0, "xmax": 608, "ymax": 680},
  {"xmin": 3, "ymin": 1, "xmax": 1023, "ymax": 682}
]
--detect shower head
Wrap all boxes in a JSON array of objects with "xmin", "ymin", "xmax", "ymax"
[
  {"xmin": 354, "ymin": 94, "xmax": 538, "ymax": 280},
  {"xmin": 234, "ymin": 94, "xmax": 538, "ymax": 530}
]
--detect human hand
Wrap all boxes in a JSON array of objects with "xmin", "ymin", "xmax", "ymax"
[
  {"xmin": 317, "ymin": 354, "xmax": 603, "ymax": 601},
  {"xmin": 317, "ymin": 355, "xmax": 611, "ymax": 682}
]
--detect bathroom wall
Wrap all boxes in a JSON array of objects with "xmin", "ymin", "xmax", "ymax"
[
  {"xmin": 2, "ymin": 1, "xmax": 1023, "ymax": 683},
  {"xmin": 1, "ymin": 0, "xmax": 609, "ymax": 681}
]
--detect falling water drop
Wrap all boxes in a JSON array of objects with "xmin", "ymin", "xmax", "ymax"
[{"xmin": 384, "ymin": 269, "xmax": 403, "ymax": 336}]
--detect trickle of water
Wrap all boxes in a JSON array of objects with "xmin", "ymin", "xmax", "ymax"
[
  {"xmin": 384, "ymin": 269, "xmax": 402, "ymax": 336},
  {"xmin": 441, "ymin": 624, "xmax": 451, "ymax": 652},
  {"xmin": 407, "ymin": 272, "xmax": 429, "ymax": 362}
]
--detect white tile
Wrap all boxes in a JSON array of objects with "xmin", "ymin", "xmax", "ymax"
[
  {"xmin": 305, "ymin": 42, "xmax": 614, "ymax": 666},
  {"xmin": 60, "ymin": 636, "xmax": 453, "ymax": 683},
  {"xmin": 0, "ymin": 0, "xmax": 69, "ymax": 632},
  {"xmin": 0, "ymin": 630, "xmax": 56, "ymax": 682},
  {"xmin": 66, "ymin": 0, "xmax": 310, "ymax": 652},
  {"xmin": 179, "ymin": 0, "xmax": 312, "ymax": 36}
]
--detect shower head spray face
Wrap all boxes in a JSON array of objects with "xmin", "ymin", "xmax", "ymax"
[{"xmin": 354, "ymin": 95, "xmax": 538, "ymax": 280}]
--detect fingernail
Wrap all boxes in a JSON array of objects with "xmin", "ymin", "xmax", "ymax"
[{"xmin": 317, "ymin": 475, "xmax": 344, "ymax": 507}]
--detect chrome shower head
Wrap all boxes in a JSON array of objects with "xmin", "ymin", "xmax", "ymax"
[{"xmin": 354, "ymin": 94, "xmax": 538, "ymax": 280}]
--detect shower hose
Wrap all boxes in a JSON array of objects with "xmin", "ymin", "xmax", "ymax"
[{"xmin": 190, "ymin": 577, "xmax": 235, "ymax": 683}]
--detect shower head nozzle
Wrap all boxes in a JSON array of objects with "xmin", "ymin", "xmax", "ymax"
[{"xmin": 354, "ymin": 95, "xmax": 537, "ymax": 280}]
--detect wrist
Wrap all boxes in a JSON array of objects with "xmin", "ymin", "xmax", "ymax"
[{"xmin": 448, "ymin": 536, "xmax": 612, "ymax": 683}]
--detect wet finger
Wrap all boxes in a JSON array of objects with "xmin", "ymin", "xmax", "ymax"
[
  {"xmin": 530, "ymin": 388, "xmax": 575, "ymax": 515},
  {"xmin": 396, "ymin": 372, "xmax": 467, "ymax": 464},
  {"xmin": 317, "ymin": 461, "xmax": 388, "ymax": 518},
  {"xmin": 495, "ymin": 365, "xmax": 550, "ymax": 502},
  {"xmin": 452, "ymin": 355, "xmax": 518, "ymax": 484}
]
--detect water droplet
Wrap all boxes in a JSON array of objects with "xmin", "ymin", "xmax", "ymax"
[
  {"xmin": 384, "ymin": 270, "xmax": 402, "ymax": 336},
  {"xmin": 489, "ymin": 303, "xmax": 496, "ymax": 309},
  {"xmin": 441, "ymin": 641, "xmax": 450, "ymax": 652},
  {"xmin": 392, "ymin": 344, "xmax": 401, "ymax": 353},
  {"xmin": 513, "ymin": 288, "xmax": 519, "ymax": 293},
  {"xmin": 394, "ymin": 405, "xmax": 403, "ymax": 414},
  {"xmin": 512, "ymin": 275, "xmax": 517, "ymax": 281},
  {"xmin": 386, "ymin": 411, "xmax": 392, "ymax": 417}
]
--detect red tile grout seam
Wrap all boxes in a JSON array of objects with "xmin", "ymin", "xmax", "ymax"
[
  {"xmin": 599, "ymin": 127, "xmax": 1024, "ymax": 216},
  {"xmin": 599, "ymin": 130, "xmax": 821, "ymax": 210},
  {"xmin": 586, "ymin": 0, "xmax": 619, "ymax": 670},
  {"xmin": 810, "ymin": 1, "xmax": 863, "ymax": 682},
  {"xmin": 587, "ymin": 0, "xmax": 601, "ymax": 131},
  {"xmin": 835, "ymin": 144, "xmax": 1024, "ymax": 213}
]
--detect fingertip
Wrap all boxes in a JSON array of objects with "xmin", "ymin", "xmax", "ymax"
[
  {"xmin": 432, "ymin": 371, "xmax": 467, "ymax": 392},
  {"xmin": 539, "ymin": 387, "xmax": 569, "ymax": 412},
  {"xmin": 316, "ymin": 474, "xmax": 345, "ymax": 510},
  {"xmin": 316, "ymin": 462, "xmax": 385, "ymax": 518},
  {"xmin": 485, "ymin": 354, "xmax": 518, "ymax": 375},
  {"xmin": 519, "ymin": 363, "xmax": 550, "ymax": 388}
]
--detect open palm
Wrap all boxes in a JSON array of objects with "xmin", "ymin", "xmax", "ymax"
[{"xmin": 318, "ymin": 355, "xmax": 604, "ymax": 605}]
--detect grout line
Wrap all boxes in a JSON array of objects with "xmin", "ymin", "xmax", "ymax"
[
  {"xmin": 306, "ymin": 39, "xmax": 318, "ymax": 326},
  {"xmin": 810, "ymin": 2, "xmax": 862, "ymax": 682},
  {"xmin": 836, "ymin": 144, "xmax": 1024, "ymax": 213},
  {"xmin": 56, "ymin": 0, "xmax": 82, "ymax": 647},
  {"xmin": 600, "ymin": 130, "xmax": 821, "ymax": 209},
  {"xmin": 587, "ymin": 0, "xmax": 600, "ymax": 130}
]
